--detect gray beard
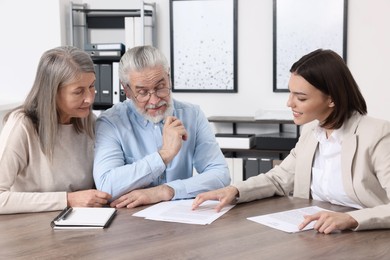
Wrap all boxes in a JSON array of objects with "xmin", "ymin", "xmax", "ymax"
[{"xmin": 135, "ymin": 99, "xmax": 174, "ymax": 124}]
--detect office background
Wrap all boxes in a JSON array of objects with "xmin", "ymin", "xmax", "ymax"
[{"xmin": 0, "ymin": 0, "xmax": 389, "ymax": 123}]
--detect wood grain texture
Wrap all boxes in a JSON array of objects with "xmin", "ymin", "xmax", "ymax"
[{"xmin": 1, "ymin": 197, "xmax": 389, "ymax": 260}]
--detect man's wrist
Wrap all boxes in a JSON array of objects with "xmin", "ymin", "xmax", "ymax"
[
  {"xmin": 162, "ymin": 185, "xmax": 175, "ymax": 201},
  {"xmin": 158, "ymin": 149, "xmax": 171, "ymax": 165}
]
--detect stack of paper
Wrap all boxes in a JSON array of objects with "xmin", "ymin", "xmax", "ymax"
[
  {"xmin": 247, "ymin": 206, "xmax": 328, "ymax": 233},
  {"xmin": 215, "ymin": 133, "xmax": 256, "ymax": 149},
  {"xmin": 133, "ymin": 199, "xmax": 235, "ymax": 225}
]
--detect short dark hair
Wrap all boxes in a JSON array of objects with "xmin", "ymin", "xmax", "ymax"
[{"xmin": 290, "ymin": 49, "xmax": 367, "ymax": 129}]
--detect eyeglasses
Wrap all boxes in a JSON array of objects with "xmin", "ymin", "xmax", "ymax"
[{"xmin": 127, "ymin": 85, "xmax": 171, "ymax": 103}]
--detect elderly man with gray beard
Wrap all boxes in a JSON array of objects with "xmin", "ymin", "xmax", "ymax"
[{"xmin": 93, "ymin": 45, "xmax": 230, "ymax": 209}]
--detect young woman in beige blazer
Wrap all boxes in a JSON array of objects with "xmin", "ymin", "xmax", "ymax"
[{"xmin": 192, "ymin": 49, "xmax": 390, "ymax": 233}]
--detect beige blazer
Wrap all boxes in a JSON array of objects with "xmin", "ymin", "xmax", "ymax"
[{"xmin": 234, "ymin": 113, "xmax": 390, "ymax": 231}]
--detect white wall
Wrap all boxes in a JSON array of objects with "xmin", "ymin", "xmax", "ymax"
[
  {"xmin": 347, "ymin": 0, "xmax": 390, "ymax": 121},
  {"xmin": 0, "ymin": 0, "xmax": 389, "ymax": 122},
  {"xmin": 155, "ymin": 0, "xmax": 390, "ymax": 121},
  {"xmin": 149, "ymin": 0, "xmax": 286, "ymax": 118},
  {"xmin": 0, "ymin": 0, "xmax": 63, "ymax": 103},
  {"xmin": 0, "ymin": 0, "xmax": 65, "ymax": 131}
]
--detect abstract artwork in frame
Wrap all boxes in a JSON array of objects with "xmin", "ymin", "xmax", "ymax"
[
  {"xmin": 170, "ymin": 0, "xmax": 238, "ymax": 93},
  {"xmin": 273, "ymin": 0, "xmax": 348, "ymax": 92}
]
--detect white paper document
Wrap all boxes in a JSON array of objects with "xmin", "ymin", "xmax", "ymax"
[
  {"xmin": 133, "ymin": 199, "xmax": 235, "ymax": 225},
  {"xmin": 247, "ymin": 206, "xmax": 328, "ymax": 233}
]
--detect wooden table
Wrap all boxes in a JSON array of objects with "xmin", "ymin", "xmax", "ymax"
[{"xmin": 1, "ymin": 197, "xmax": 389, "ymax": 260}]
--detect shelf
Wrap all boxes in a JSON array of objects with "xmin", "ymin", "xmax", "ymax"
[
  {"xmin": 208, "ymin": 115, "xmax": 299, "ymax": 136},
  {"xmin": 208, "ymin": 116, "xmax": 295, "ymax": 124},
  {"xmin": 221, "ymin": 148, "xmax": 291, "ymax": 154},
  {"xmin": 70, "ymin": 1, "xmax": 156, "ymax": 110},
  {"xmin": 208, "ymin": 115, "xmax": 299, "ymax": 160}
]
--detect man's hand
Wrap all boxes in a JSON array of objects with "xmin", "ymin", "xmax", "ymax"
[
  {"xmin": 158, "ymin": 116, "xmax": 188, "ymax": 165},
  {"xmin": 67, "ymin": 189, "xmax": 112, "ymax": 207},
  {"xmin": 298, "ymin": 211, "xmax": 358, "ymax": 234},
  {"xmin": 110, "ymin": 185, "xmax": 175, "ymax": 208},
  {"xmin": 192, "ymin": 186, "xmax": 239, "ymax": 212}
]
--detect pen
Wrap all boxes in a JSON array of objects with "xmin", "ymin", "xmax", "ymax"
[{"xmin": 59, "ymin": 207, "xmax": 73, "ymax": 221}]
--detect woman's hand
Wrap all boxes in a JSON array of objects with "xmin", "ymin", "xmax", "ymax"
[
  {"xmin": 67, "ymin": 189, "xmax": 112, "ymax": 207},
  {"xmin": 299, "ymin": 211, "xmax": 358, "ymax": 234},
  {"xmin": 192, "ymin": 186, "xmax": 239, "ymax": 212}
]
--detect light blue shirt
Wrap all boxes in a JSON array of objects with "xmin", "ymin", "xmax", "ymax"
[{"xmin": 93, "ymin": 99, "xmax": 230, "ymax": 200}]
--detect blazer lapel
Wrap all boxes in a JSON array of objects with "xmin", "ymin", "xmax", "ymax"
[
  {"xmin": 294, "ymin": 129, "xmax": 318, "ymax": 199},
  {"xmin": 341, "ymin": 114, "xmax": 362, "ymax": 204}
]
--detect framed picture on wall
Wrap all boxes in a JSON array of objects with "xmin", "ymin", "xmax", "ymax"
[
  {"xmin": 273, "ymin": 0, "xmax": 348, "ymax": 92},
  {"xmin": 170, "ymin": 0, "xmax": 238, "ymax": 93}
]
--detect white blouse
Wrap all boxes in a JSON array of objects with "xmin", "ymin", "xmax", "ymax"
[{"xmin": 311, "ymin": 125, "xmax": 362, "ymax": 209}]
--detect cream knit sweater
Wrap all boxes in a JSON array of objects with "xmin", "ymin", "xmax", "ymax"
[{"xmin": 0, "ymin": 111, "xmax": 95, "ymax": 214}]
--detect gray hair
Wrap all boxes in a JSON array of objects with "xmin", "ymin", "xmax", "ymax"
[
  {"xmin": 119, "ymin": 45, "xmax": 170, "ymax": 86},
  {"xmin": 5, "ymin": 46, "xmax": 95, "ymax": 158}
]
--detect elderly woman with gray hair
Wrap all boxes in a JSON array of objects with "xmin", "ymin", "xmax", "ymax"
[{"xmin": 0, "ymin": 46, "xmax": 111, "ymax": 214}]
